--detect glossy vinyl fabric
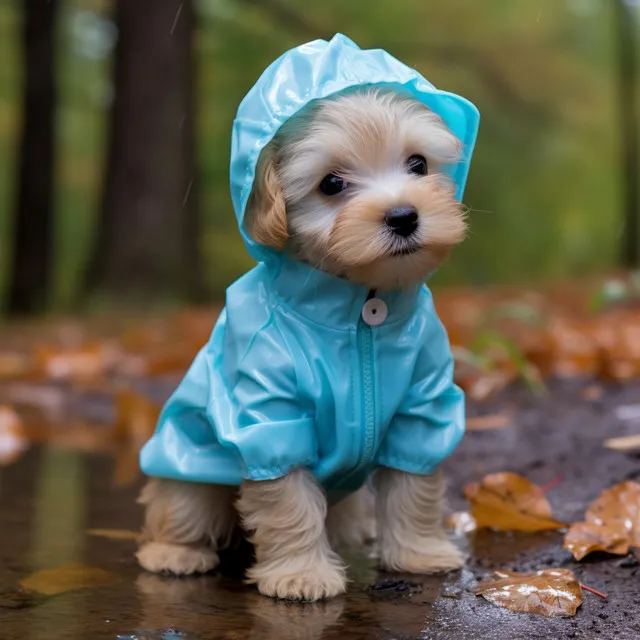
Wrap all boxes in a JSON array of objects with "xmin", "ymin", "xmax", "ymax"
[{"xmin": 140, "ymin": 34, "xmax": 479, "ymax": 493}]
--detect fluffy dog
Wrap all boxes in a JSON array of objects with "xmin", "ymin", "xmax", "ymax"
[{"xmin": 137, "ymin": 87, "xmax": 466, "ymax": 601}]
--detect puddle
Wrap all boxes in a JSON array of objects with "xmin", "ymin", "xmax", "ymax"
[{"xmin": 2, "ymin": 381, "xmax": 640, "ymax": 638}]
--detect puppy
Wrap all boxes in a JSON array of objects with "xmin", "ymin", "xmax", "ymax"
[{"xmin": 137, "ymin": 87, "xmax": 466, "ymax": 601}]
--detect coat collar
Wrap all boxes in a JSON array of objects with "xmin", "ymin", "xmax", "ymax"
[{"xmin": 267, "ymin": 257, "xmax": 422, "ymax": 330}]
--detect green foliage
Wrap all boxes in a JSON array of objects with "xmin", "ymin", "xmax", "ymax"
[{"xmin": 0, "ymin": 0, "xmax": 634, "ymax": 307}]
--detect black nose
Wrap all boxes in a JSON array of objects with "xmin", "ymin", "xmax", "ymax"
[{"xmin": 384, "ymin": 206, "xmax": 418, "ymax": 237}]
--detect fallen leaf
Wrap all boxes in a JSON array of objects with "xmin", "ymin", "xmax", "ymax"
[
  {"xmin": 466, "ymin": 413, "xmax": 512, "ymax": 431},
  {"xmin": 20, "ymin": 562, "xmax": 118, "ymax": 595},
  {"xmin": 33, "ymin": 342, "xmax": 120, "ymax": 381},
  {"xmin": 475, "ymin": 568, "xmax": 582, "ymax": 617},
  {"xmin": 564, "ymin": 480, "xmax": 640, "ymax": 561},
  {"xmin": 464, "ymin": 472, "xmax": 565, "ymax": 532},
  {"xmin": 87, "ymin": 529, "xmax": 140, "ymax": 541},
  {"xmin": 112, "ymin": 442, "xmax": 143, "ymax": 486},
  {"xmin": 114, "ymin": 389, "xmax": 161, "ymax": 443},
  {"xmin": 457, "ymin": 370, "xmax": 516, "ymax": 402},
  {"xmin": 603, "ymin": 435, "xmax": 640, "ymax": 451},
  {"xmin": 0, "ymin": 352, "xmax": 31, "ymax": 380},
  {"xmin": 547, "ymin": 319, "xmax": 600, "ymax": 379},
  {"xmin": 117, "ymin": 349, "xmax": 195, "ymax": 377},
  {"xmin": 445, "ymin": 511, "xmax": 477, "ymax": 535}
]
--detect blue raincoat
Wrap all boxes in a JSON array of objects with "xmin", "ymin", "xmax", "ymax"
[{"xmin": 140, "ymin": 34, "xmax": 480, "ymax": 495}]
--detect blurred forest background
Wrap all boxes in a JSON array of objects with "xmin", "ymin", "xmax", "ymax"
[{"xmin": 0, "ymin": 0, "xmax": 638, "ymax": 314}]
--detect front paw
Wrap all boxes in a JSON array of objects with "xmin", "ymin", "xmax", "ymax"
[
  {"xmin": 248, "ymin": 553, "xmax": 347, "ymax": 601},
  {"xmin": 381, "ymin": 538, "xmax": 464, "ymax": 574},
  {"xmin": 137, "ymin": 541, "xmax": 219, "ymax": 575}
]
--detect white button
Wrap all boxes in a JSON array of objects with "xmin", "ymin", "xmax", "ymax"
[{"xmin": 362, "ymin": 298, "xmax": 388, "ymax": 326}]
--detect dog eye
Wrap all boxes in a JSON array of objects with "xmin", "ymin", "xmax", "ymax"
[
  {"xmin": 407, "ymin": 155, "xmax": 428, "ymax": 176},
  {"xmin": 319, "ymin": 174, "xmax": 348, "ymax": 196}
]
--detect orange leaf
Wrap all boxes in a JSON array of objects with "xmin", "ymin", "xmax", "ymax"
[
  {"xmin": 464, "ymin": 472, "xmax": 565, "ymax": 532},
  {"xmin": 117, "ymin": 348, "xmax": 196, "ymax": 377},
  {"xmin": 564, "ymin": 480, "xmax": 640, "ymax": 560},
  {"xmin": 0, "ymin": 352, "xmax": 31, "ymax": 380},
  {"xmin": 33, "ymin": 342, "xmax": 120, "ymax": 381},
  {"xmin": 20, "ymin": 563, "xmax": 118, "ymax": 596},
  {"xmin": 114, "ymin": 389, "xmax": 161, "ymax": 443},
  {"xmin": 476, "ymin": 568, "xmax": 582, "ymax": 617}
]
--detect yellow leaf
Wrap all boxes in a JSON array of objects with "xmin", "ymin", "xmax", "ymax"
[
  {"xmin": 464, "ymin": 472, "xmax": 565, "ymax": 532},
  {"xmin": 20, "ymin": 562, "xmax": 118, "ymax": 596}
]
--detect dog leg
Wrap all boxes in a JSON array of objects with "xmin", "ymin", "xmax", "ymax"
[
  {"xmin": 375, "ymin": 467, "xmax": 463, "ymax": 573},
  {"xmin": 238, "ymin": 469, "xmax": 347, "ymax": 601},
  {"xmin": 326, "ymin": 484, "xmax": 376, "ymax": 550},
  {"xmin": 136, "ymin": 478, "xmax": 236, "ymax": 575}
]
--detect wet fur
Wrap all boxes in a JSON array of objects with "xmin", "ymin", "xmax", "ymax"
[{"xmin": 138, "ymin": 88, "xmax": 465, "ymax": 599}]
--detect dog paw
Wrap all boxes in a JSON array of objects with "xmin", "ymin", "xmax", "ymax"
[
  {"xmin": 380, "ymin": 538, "xmax": 464, "ymax": 574},
  {"xmin": 137, "ymin": 542, "xmax": 219, "ymax": 575},
  {"xmin": 249, "ymin": 554, "xmax": 347, "ymax": 601}
]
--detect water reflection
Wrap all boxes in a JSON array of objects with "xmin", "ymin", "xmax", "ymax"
[
  {"xmin": 135, "ymin": 572, "xmax": 346, "ymax": 640},
  {"xmin": 247, "ymin": 596, "xmax": 345, "ymax": 640}
]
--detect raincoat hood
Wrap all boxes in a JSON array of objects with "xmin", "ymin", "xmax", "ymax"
[{"xmin": 231, "ymin": 33, "xmax": 480, "ymax": 263}]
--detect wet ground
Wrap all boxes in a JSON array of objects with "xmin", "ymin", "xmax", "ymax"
[{"xmin": 1, "ymin": 380, "xmax": 640, "ymax": 640}]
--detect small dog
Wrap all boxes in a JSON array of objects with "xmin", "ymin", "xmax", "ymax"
[{"xmin": 137, "ymin": 87, "xmax": 466, "ymax": 601}]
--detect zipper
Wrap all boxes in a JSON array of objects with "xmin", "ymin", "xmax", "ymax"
[{"xmin": 357, "ymin": 289, "xmax": 377, "ymax": 465}]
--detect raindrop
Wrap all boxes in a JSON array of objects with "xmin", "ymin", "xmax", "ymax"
[{"xmin": 170, "ymin": 4, "xmax": 183, "ymax": 35}]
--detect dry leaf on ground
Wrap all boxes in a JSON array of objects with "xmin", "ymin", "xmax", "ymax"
[
  {"xmin": 464, "ymin": 472, "xmax": 565, "ymax": 532},
  {"xmin": 0, "ymin": 352, "xmax": 31, "ymax": 380},
  {"xmin": 475, "ymin": 568, "xmax": 582, "ymax": 617},
  {"xmin": 466, "ymin": 413, "xmax": 512, "ymax": 431},
  {"xmin": 114, "ymin": 389, "xmax": 161, "ymax": 443},
  {"xmin": 33, "ymin": 342, "xmax": 120, "ymax": 381},
  {"xmin": 87, "ymin": 528, "xmax": 140, "ymax": 541},
  {"xmin": 20, "ymin": 562, "xmax": 118, "ymax": 596},
  {"xmin": 603, "ymin": 435, "xmax": 640, "ymax": 451},
  {"xmin": 564, "ymin": 480, "xmax": 640, "ymax": 561}
]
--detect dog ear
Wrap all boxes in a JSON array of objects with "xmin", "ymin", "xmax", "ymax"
[{"xmin": 245, "ymin": 151, "xmax": 288, "ymax": 251}]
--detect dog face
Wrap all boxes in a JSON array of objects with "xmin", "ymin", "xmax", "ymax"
[{"xmin": 246, "ymin": 88, "xmax": 467, "ymax": 290}]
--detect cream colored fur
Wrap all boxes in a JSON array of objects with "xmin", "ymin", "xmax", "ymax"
[
  {"xmin": 374, "ymin": 467, "xmax": 464, "ymax": 573},
  {"xmin": 245, "ymin": 88, "xmax": 466, "ymax": 290},
  {"xmin": 237, "ymin": 469, "xmax": 347, "ymax": 600},
  {"xmin": 325, "ymin": 484, "xmax": 376, "ymax": 550},
  {"xmin": 136, "ymin": 478, "xmax": 236, "ymax": 575}
]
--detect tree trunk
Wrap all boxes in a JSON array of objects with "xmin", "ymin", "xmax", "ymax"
[
  {"xmin": 615, "ymin": 0, "xmax": 639, "ymax": 268},
  {"xmin": 7, "ymin": 0, "xmax": 57, "ymax": 315},
  {"xmin": 85, "ymin": 0, "xmax": 204, "ymax": 301}
]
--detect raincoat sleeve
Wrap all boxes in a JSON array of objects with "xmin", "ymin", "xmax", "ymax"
[
  {"xmin": 211, "ymin": 322, "xmax": 318, "ymax": 481},
  {"xmin": 376, "ymin": 299, "xmax": 465, "ymax": 475}
]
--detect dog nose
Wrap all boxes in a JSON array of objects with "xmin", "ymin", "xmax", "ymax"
[{"xmin": 384, "ymin": 206, "xmax": 418, "ymax": 237}]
